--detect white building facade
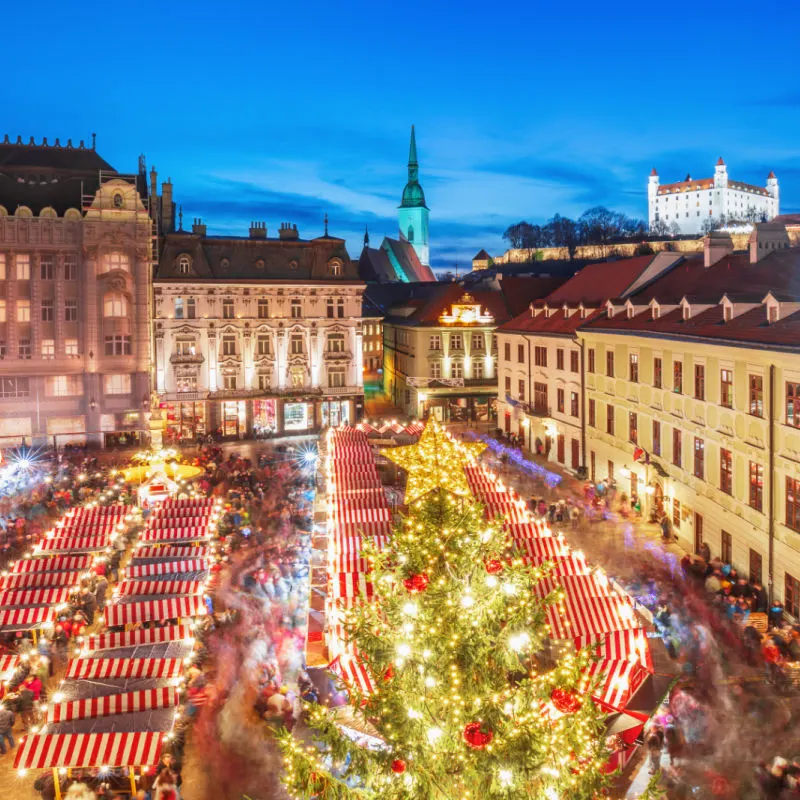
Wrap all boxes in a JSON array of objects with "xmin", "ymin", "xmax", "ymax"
[{"xmin": 648, "ymin": 158, "xmax": 779, "ymax": 235}]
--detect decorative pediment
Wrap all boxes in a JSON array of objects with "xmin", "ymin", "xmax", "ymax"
[
  {"xmin": 287, "ymin": 353, "xmax": 308, "ymax": 367},
  {"xmin": 439, "ymin": 293, "xmax": 494, "ymax": 325}
]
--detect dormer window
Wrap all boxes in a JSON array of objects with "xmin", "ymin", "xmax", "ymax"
[
  {"xmin": 177, "ymin": 254, "xmax": 192, "ymax": 275},
  {"xmin": 328, "ymin": 258, "xmax": 343, "ymax": 276},
  {"xmin": 652, "ymin": 306, "xmax": 660, "ymax": 320},
  {"xmin": 113, "ymin": 193, "xmax": 123, "ymax": 209},
  {"xmin": 627, "ymin": 305, "xmax": 635, "ymax": 319},
  {"xmin": 682, "ymin": 306, "xmax": 690, "ymax": 321},
  {"xmin": 220, "ymin": 258, "xmax": 230, "ymax": 271},
  {"xmin": 769, "ymin": 305, "xmax": 778, "ymax": 324},
  {"xmin": 723, "ymin": 305, "xmax": 732, "ymax": 322}
]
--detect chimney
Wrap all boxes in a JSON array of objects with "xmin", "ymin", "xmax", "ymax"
[
  {"xmin": 149, "ymin": 167, "xmax": 159, "ymax": 226},
  {"xmin": 749, "ymin": 221, "xmax": 790, "ymax": 264},
  {"xmin": 703, "ymin": 231, "xmax": 734, "ymax": 268},
  {"xmin": 192, "ymin": 217, "xmax": 207, "ymax": 236},
  {"xmin": 161, "ymin": 178, "xmax": 174, "ymax": 233},
  {"xmin": 278, "ymin": 222, "xmax": 299, "ymax": 241},
  {"xmin": 249, "ymin": 221, "xmax": 267, "ymax": 239}
]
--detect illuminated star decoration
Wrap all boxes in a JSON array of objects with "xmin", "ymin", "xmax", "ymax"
[{"xmin": 381, "ymin": 421, "xmax": 486, "ymax": 501}]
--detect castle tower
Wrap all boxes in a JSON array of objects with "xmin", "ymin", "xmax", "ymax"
[
  {"xmin": 767, "ymin": 170, "xmax": 780, "ymax": 215},
  {"xmin": 647, "ymin": 167, "xmax": 659, "ymax": 228},
  {"xmin": 398, "ymin": 125, "xmax": 430, "ymax": 268}
]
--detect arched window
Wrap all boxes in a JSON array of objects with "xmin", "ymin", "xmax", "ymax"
[
  {"xmin": 328, "ymin": 259, "xmax": 343, "ymax": 276},
  {"xmin": 103, "ymin": 292, "xmax": 128, "ymax": 318},
  {"xmin": 177, "ymin": 254, "xmax": 192, "ymax": 275},
  {"xmin": 407, "ymin": 225, "xmax": 414, "ymax": 242},
  {"xmin": 113, "ymin": 193, "xmax": 123, "ymax": 208},
  {"xmin": 105, "ymin": 252, "xmax": 129, "ymax": 272}
]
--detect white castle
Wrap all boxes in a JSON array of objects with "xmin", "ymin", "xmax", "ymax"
[{"xmin": 648, "ymin": 158, "xmax": 779, "ymax": 235}]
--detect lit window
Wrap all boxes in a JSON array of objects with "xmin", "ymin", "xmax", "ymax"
[
  {"xmin": 0, "ymin": 300, "xmax": 5, "ymax": 322},
  {"xmin": 103, "ymin": 293, "xmax": 128, "ymax": 318},
  {"xmin": 327, "ymin": 334, "xmax": 345, "ymax": 353},
  {"xmin": 258, "ymin": 299, "xmax": 269, "ymax": 319},
  {"xmin": 41, "ymin": 339, "xmax": 55, "ymax": 359},
  {"xmin": 175, "ymin": 298, "xmax": 184, "ymax": 319},
  {"xmin": 0, "ymin": 254, "xmax": 5, "ymax": 280},
  {"xmin": 16, "ymin": 254, "xmax": 30, "ymax": 280},
  {"xmin": 290, "ymin": 334, "xmax": 304, "ymax": 355},
  {"xmin": 103, "ymin": 374, "xmax": 131, "ymax": 395},
  {"xmin": 17, "ymin": 299, "xmax": 30, "ymax": 322},
  {"xmin": 291, "ymin": 300, "xmax": 302, "ymax": 319},
  {"xmin": 105, "ymin": 252, "xmax": 129, "ymax": 272},
  {"xmin": 177, "ymin": 254, "xmax": 192, "ymax": 275},
  {"xmin": 46, "ymin": 375, "xmax": 80, "ymax": 397},
  {"xmin": 223, "ymin": 299, "xmax": 235, "ymax": 319}
]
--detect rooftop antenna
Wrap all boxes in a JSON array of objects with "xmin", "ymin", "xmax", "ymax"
[
  {"xmin": 324, "ymin": 213, "xmax": 329, "ymax": 237},
  {"xmin": 178, "ymin": 205, "xmax": 183, "ymax": 231},
  {"xmin": 91, "ymin": 132, "xmax": 96, "ymax": 150}
]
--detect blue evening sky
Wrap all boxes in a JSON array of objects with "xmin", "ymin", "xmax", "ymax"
[{"xmin": 3, "ymin": 0, "xmax": 799, "ymax": 270}]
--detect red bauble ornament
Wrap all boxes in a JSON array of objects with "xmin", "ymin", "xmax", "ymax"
[
  {"xmin": 550, "ymin": 687, "xmax": 583, "ymax": 714},
  {"xmin": 485, "ymin": 559, "xmax": 503, "ymax": 575},
  {"xmin": 402, "ymin": 573, "xmax": 430, "ymax": 593},
  {"xmin": 383, "ymin": 664, "xmax": 394, "ymax": 682},
  {"xmin": 462, "ymin": 721, "xmax": 494, "ymax": 749},
  {"xmin": 391, "ymin": 759, "xmax": 406, "ymax": 774}
]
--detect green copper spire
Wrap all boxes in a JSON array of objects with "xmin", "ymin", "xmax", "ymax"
[{"xmin": 401, "ymin": 124, "xmax": 427, "ymax": 208}]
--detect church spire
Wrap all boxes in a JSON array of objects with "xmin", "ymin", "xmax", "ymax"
[
  {"xmin": 400, "ymin": 124, "xmax": 426, "ymax": 209},
  {"xmin": 408, "ymin": 125, "xmax": 418, "ymax": 183}
]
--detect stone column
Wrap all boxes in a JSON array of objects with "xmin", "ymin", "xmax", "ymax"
[
  {"xmin": 83, "ymin": 246, "xmax": 99, "ymax": 373},
  {"xmin": 30, "ymin": 252, "xmax": 42, "ymax": 357},
  {"xmin": 7, "ymin": 254, "xmax": 19, "ymax": 356},
  {"xmin": 55, "ymin": 254, "xmax": 66, "ymax": 356}
]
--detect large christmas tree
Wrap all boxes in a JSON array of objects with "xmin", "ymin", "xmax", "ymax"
[{"xmin": 280, "ymin": 427, "xmax": 609, "ymax": 799}]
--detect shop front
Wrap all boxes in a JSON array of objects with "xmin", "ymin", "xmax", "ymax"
[
  {"xmin": 220, "ymin": 400, "xmax": 247, "ymax": 438},
  {"xmin": 253, "ymin": 399, "xmax": 278, "ymax": 437},
  {"xmin": 422, "ymin": 394, "xmax": 496, "ymax": 424},
  {"xmin": 321, "ymin": 399, "xmax": 351, "ymax": 428},
  {"xmin": 164, "ymin": 401, "xmax": 207, "ymax": 442},
  {"xmin": 284, "ymin": 401, "xmax": 315, "ymax": 433}
]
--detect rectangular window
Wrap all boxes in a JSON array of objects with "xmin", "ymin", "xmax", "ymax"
[
  {"xmin": 471, "ymin": 333, "xmax": 484, "ymax": 351},
  {"xmin": 223, "ymin": 375, "xmax": 237, "ymax": 390},
  {"xmin": 557, "ymin": 388, "xmax": 564, "ymax": 413},
  {"xmin": 588, "ymin": 398, "xmax": 596, "ymax": 427},
  {"xmin": 606, "ymin": 350, "xmax": 614, "ymax": 377},
  {"xmin": 291, "ymin": 299, "xmax": 302, "ymax": 319},
  {"xmin": 430, "ymin": 335, "xmax": 442, "ymax": 351},
  {"xmin": 65, "ymin": 300, "xmax": 77, "ymax": 322},
  {"xmin": 720, "ymin": 369, "xmax": 733, "ymax": 408},
  {"xmin": 673, "ymin": 497, "xmax": 681, "ymax": 529},
  {"xmin": 534, "ymin": 346, "xmax": 547, "ymax": 367},
  {"xmin": 749, "ymin": 462, "xmax": 764, "ymax": 511},
  {"xmin": 556, "ymin": 348, "xmax": 564, "ymax": 370},
  {"xmin": 289, "ymin": 334, "xmax": 304, "ymax": 355},
  {"xmin": 0, "ymin": 377, "xmax": 30, "ymax": 398},
  {"xmin": 749, "ymin": 374, "xmax": 764, "ymax": 417},
  {"xmin": 503, "ymin": 375, "xmax": 511, "ymax": 393},
  {"xmin": 326, "ymin": 299, "xmax": 335, "ymax": 319},
  {"xmin": 431, "ymin": 361, "xmax": 442, "ymax": 379},
  {"xmin": 654, "ymin": 357, "xmax": 662, "ymax": 389},
  {"xmin": 721, "ymin": 530, "xmax": 732, "ymax": 564},
  {"xmin": 450, "ymin": 334, "xmax": 463, "ymax": 351},
  {"xmin": 606, "ymin": 404, "xmax": 615, "ymax": 435},
  {"xmin": 104, "ymin": 335, "xmax": 132, "ymax": 356},
  {"xmin": 787, "ymin": 477, "xmax": 800, "ymax": 532},
  {"xmin": 673, "ymin": 428, "xmax": 682, "ymax": 468},
  {"xmin": 588, "ymin": 348, "xmax": 595, "ymax": 374},
  {"xmin": 720, "ymin": 448, "xmax": 733, "ymax": 494},
  {"xmin": 0, "ymin": 300, "xmax": 5, "ymax": 323},
  {"xmin": 65, "ymin": 339, "xmax": 79, "ymax": 357},
  {"xmin": 64, "ymin": 254, "xmax": 77, "ymax": 280},
  {"xmin": 570, "ymin": 351, "xmax": 579, "ymax": 373},
  {"xmin": 103, "ymin": 374, "xmax": 131, "ymax": 395},
  {"xmin": 788, "ymin": 382, "xmax": 800, "ymax": 427},
  {"xmin": 786, "ymin": 574, "xmax": 800, "ymax": 619},
  {"xmin": 222, "ymin": 336, "xmax": 237, "ymax": 356},
  {"xmin": 186, "ymin": 298, "xmax": 196, "ymax": 319},
  {"xmin": 257, "ymin": 299, "xmax": 269, "ymax": 319},
  {"xmin": 629, "ymin": 411, "xmax": 638, "ymax": 443},
  {"xmin": 328, "ymin": 368, "xmax": 346, "ymax": 388},
  {"xmin": 518, "ymin": 344, "xmax": 526, "ymax": 364},
  {"xmin": 41, "ymin": 339, "xmax": 55, "ymax": 359},
  {"xmin": 223, "ymin": 299, "xmax": 235, "ymax": 319},
  {"xmin": 652, "ymin": 420, "xmax": 661, "ymax": 456},
  {"xmin": 256, "ymin": 335, "xmax": 271, "ymax": 356},
  {"xmin": 694, "ymin": 437, "xmax": 704, "ymax": 479},
  {"xmin": 0, "ymin": 254, "xmax": 5, "ymax": 280},
  {"xmin": 472, "ymin": 359, "xmax": 484, "ymax": 379},
  {"xmin": 673, "ymin": 361, "xmax": 683, "ymax": 394},
  {"xmin": 570, "ymin": 391, "xmax": 579, "ymax": 418},
  {"xmin": 694, "ymin": 364, "xmax": 705, "ymax": 400},
  {"xmin": 257, "ymin": 374, "xmax": 272, "ymax": 391},
  {"xmin": 519, "ymin": 379, "xmax": 526, "ymax": 401},
  {"xmin": 16, "ymin": 254, "xmax": 30, "ymax": 280},
  {"xmin": 533, "ymin": 382, "xmax": 548, "ymax": 414},
  {"xmin": 46, "ymin": 375, "xmax": 80, "ymax": 397},
  {"xmin": 503, "ymin": 342, "xmax": 510, "ymax": 361},
  {"xmin": 608, "ymin": 460, "xmax": 614, "ymax": 481},
  {"xmin": 327, "ymin": 334, "xmax": 345, "ymax": 353},
  {"xmin": 17, "ymin": 299, "xmax": 30, "ymax": 323},
  {"xmin": 174, "ymin": 298, "xmax": 184, "ymax": 319},
  {"xmin": 336, "ymin": 299, "xmax": 344, "ymax": 319},
  {"xmin": 40, "ymin": 256, "xmax": 55, "ymax": 280},
  {"xmin": 629, "ymin": 353, "xmax": 639, "ymax": 383},
  {"xmin": 451, "ymin": 361, "xmax": 463, "ymax": 379}
]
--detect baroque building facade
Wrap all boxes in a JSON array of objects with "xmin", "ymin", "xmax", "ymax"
[
  {"xmin": 0, "ymin": 137, "xmax": 153, "ymax": 447},
  {"xmin": 154, "ymin": 219, "xmax": 365, "ymax": 440}
]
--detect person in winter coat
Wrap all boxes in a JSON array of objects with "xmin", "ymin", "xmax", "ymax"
[
  {"xmin": 94, "ymin": 577, "xmax": 108, "ymax": 612},
  {"xmin": 0, "ymin": 701, "xmax": 15, "ymax": 754}
]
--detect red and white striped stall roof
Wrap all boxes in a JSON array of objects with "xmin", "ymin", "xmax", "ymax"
[
  {"xmin": 162, "ymin": 497, "xmax": 215, "ymax": 507},
  {"xmin": 140, "ymin": 528, "xmax": 210, "ymax": 543},
  {"xmin": 575, "ymin": 629, "xmax": 654, "ymax": 673},
  {"xmin": 0, "ymin": 571, "xmax": 83, "ymax": 590},
  {"xmin": 520, "ymin": 553, "xmax": 591, "ymax": 577},
  {"xmin": 336, "ymin": 506, "xmax": 391, "ymax": 525},
  {"xmin": 125, "ymin": 560, "xmax": 208, "ymax": 579},
  {"xmin": 513, "ymin": 536, "xmax": 570, "ymax": 561},
  {"xmin": 335, "ymin": 520, "xmax": 392, "ymax": 538},
  {"xmin": 36, "ymin": 537, "xmax": 110, "ymax": 553},
  {"xmin": 134, "ymin": 546, "xmax": 211, "ymax": 560},
  {"xmin": 65, "ymin": 657, "xmax": 183, "ymax": 680},
  {"xmin": 546, "ymin": 594, "xmax": 640, "ymax": 640},
  {"xmin": 14, "ymin": 731, "xmax": 164, "ymax": 770},
  {"xmin": 504, "ymin": 521, "xmax": 551, "ymax": 540},
  {"xmin": 47, "ymin": 686, "xmax": 180, "ymax": 723},
  {"xmin": 104, "ymin": 596, "xmax": 206, "ymax": 627},
  {"xmin": 0, "ymin": 655, "xmax": 19, "ymax": 677},
  {"xmin": 332, "ymin": 572, "xmax": 374, "ymax": 601},
  {"xmin": 583, "ymin": 658, "xmax": 650, "ymax": 712},
  {"xmin": 328, "ymin": 654, "xmax": 375, "ymax": 695},
  {"xmin": 332, "ymin": 475, "xmax": 382, "ymax": 491},
  {"xmin": 116, "ymin": 579, "xmax": 203, "ymax": 597},
  {"xmin": 86, "ymin": 624, "xmax": 193, "ymax": 652},
  {"xmin": 335, "ymin": 488, "xmax": 387, "ymax": 504},
  {"xmin": 0, "ymin": 588, "xmax": 71, "ymax": 608},
  {"xmin": 533, "ymin": 573, "xmax": 612, "ymax": 602},
  {"xmin": 0, "ymin": 606, "xmax": 55, "ymax": 630},
  {"xmin": 11, "ymin": 555, "xmax": 93, "ymax": 574}
]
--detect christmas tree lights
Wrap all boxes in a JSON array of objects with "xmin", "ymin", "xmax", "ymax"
[{"xmin": 279, "ymin": 424, "xmax": 610, "ymax": 799}]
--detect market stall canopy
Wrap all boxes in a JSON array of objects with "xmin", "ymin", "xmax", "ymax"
[
  {"xmin": 116, "ymin": 579, "xmax": 203, "ymax": 597},
  {"xmin": 0, "ymin": 606, "xmax": 55, "ymax": 632},
  {"xmin": 0, "ymin": 587, "xmax": 71, "ymax": 608},
  {"xmin": 0, "ymin": 571, "xmax": 83, "ymax": 590},
  {"xmin": 133, "ymin": 546, "xmax": 211, "ymax": 560},
  {"xmin": 104, "ymin": 596, "xmax": 206, "ymax": 626},
  {"xmin": 125, "ymin": 560, "xmax": 208, "ymax": 578},
  {"xmin": 14, "ymin": 730, "xmax": 163, "ymax": 770},
  {"xmin": 35, "ymin": 536, "xmax": 111, "ymax": 554},
  {"xmin": 65, "ymin": 658, "xmax": 183, "ymax": 680},
  {"xmin": 85, "ymin": 624, "xmax": 194, "ymax": 652},
  {"xmin": 11, "ymin": 555, "xmax": 92, "ymax": 574},
  {"xmin": 47, "ymin": 687, "xmax": 179, "ymax": 723}
]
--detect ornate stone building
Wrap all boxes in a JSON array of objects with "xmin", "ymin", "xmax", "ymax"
[
  {"xmin": 0, "ymin": 136, "xmax": 153, "ymax": 447},
  {"xmin": 154, "ymin": 218, "xmax": 365, "ymax": 440}
]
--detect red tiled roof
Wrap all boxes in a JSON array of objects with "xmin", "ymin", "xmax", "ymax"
[
  {"xmin": 500, "ymin": 276, "xmax": 567, "ymax": 316},
  {"xmin": 717, "ymin": 157, "xmax": 725, "ymax": 166},
  {"xmin": 543, "ymin": 255, "xmax": 656, "ymax": 306},
  {"xmin": 657, "ymin": 179, "xmax": 713, "ymax": 194},
  {"xmin": 497, "ymin": 306, "xmax": 605, "ymax": 336}
]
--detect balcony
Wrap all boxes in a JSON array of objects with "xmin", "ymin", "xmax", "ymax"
[
  {"xmin": 323, "ymin": 386, "xmax": 363, "ymax": 396},
  {"xmin": 170, "ymin": 353, "xmax": 204, "ymax": 365},
  {"xmin": 463, "ymin": 377, "xmax": 496, "ymax": 388},
  {"xmin": 323, "ymin": 350, "xmax": 353, "ymax": 362},
  {"xmin": 207, "ymin": 388, "xmax": 263, "ymax": 400}
]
